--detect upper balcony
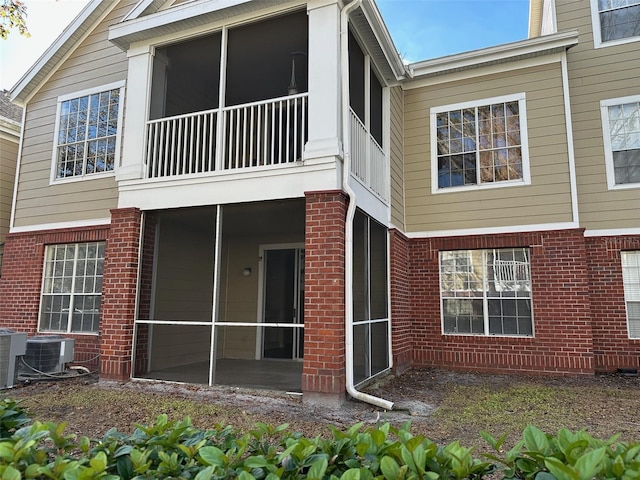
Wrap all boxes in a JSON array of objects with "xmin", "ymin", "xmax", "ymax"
[{"xmin": 113, "ymin": 3, "xmax": 390, "ymax": 210}]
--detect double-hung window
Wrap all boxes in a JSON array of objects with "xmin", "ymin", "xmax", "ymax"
[
  {"xmin": 591, "ymin": 0, "xmax": 640, "ymax": 47},
  {"xmin": 39, "ymin": 242, "xmax": 105, "ymax": 334},
  {"xmin": 52, "ymin": 82, "xmax": 124, "ymax": 181},
  {"xmin": 431, "ymin": 93, "xmax": 530, "ymax": 193},
  {"xmin": 601, "ymin": 95, "xmax": 640, "ymax": 189},
  {"xmin": 622, "ymin": 252, "xmax": 640, "ymax": 339},
  {"xmin": 439, "ymin": 248, "xmax": 533, "ymax": 336}
]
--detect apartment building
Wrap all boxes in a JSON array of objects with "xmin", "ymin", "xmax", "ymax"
[{"xmin": 0, "ymin": 0, "xmax": 637, "ymax": 406}]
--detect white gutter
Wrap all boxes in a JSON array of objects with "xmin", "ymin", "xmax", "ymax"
[{"xmin": 341, "ymin": 0, "xmax": 393, "ymax": 411}]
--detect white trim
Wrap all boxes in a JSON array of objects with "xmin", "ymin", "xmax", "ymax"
[
  {"xmin": 9, "ymin": 107, "xmax": 26, "ymax": 232},
  {"xmin": 560, "ymin": 53, "xmax": 580, "ymax": 224},
  {"xmin": 430, "ymin": 92, "xmax": 531, "ymax": 194},
  {"xmin": 10, "ymin": 218, "xmax": 111, "ymax": 234},
  {"xmin": 50, "ymin": 81, "xmax": 126, "ymax": 185},
  {"xmin": 590, "ymin": 0, "xmax": 640, "ymax": 49},
  {"xmin": 10, "ymin": 1, "xmax": 115, "ymax": 105},
  {"xmin": 600, "ymin": 94, "xmax": 640, "ymax": 190},
  {"xmin": 621, "ymin": 251, "xmax": 640, "ymax": 340},
  {"xmin": 404, "ymin": 53, "xmax": 564, "ymax": 90},
  {"xmin": 584, "ymin": 228, "xmax": 640, "ymax": 237},
  {"xmin": 408, "ymin": 30, "xmax": 578, "ymax": 79},
  {"xmin": 406, "ymin": 221, "xmax": 580, "ymax": 239}
]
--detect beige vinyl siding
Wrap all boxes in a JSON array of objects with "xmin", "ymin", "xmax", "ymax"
[
  {"xmin": 403, "ymin": 61, "xmax": 573, "ymax": 233},
  {"xmin": 0, "ymin": 134, "xmax": 19, "ymax": 249},
  {"xmin": 389, "ymin": 86, "xmax": 405, "ymax": 230},
  {"xmin": 557, "ymin": 0, "xmax": 640, "ymax": 231},
  {"xmin": 12, "ymin": 0, "xmax": 137, "ymax": 229}
]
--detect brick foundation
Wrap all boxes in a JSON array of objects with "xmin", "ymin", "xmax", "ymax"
[
  {"xmin": 0, "ymin": 225, "xmax": 109, "ymax": 371},
  {"xmin": 99, "ymin": 208, "xmax": 142, "ymax": 380},
  {"xmin": 302, "ymin": 191, "xmax": 347, "ymax": 402},
  {"xmin": 405, "ymin": 229, "xmax": 595, "ymax": 375},
  {"xmin": 587, "ymin": 235, "xmax": 640, "ymax": 372}
]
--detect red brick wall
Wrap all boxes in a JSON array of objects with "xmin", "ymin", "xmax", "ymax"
[
  {"xmin": 302, "ymin": 191, "xmax": 347, "ymax": 395},
  {"xmin": 100, "ymin": 208, "xmax": 141, "ymax": 380},
  {"xmin": 0, "ymin": 225, "xmax": 108, "ymax": 370},
  {"xmin": 133, "ymin": 213, "xmax": 156, "ymax": 376},
  {"xmin": 389, "ymin": 229, "xmax": 412, "ymax": 374},
  {"xmin": 408, "ymin": 229, "xmax": 594, "ymax": 375},
  {"xmin": 587, "ymin": 235, "xmax": 640, "ymax": 372}
]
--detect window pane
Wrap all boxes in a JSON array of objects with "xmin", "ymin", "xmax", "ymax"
[
  {"xmin": 39, "ymin": 242, "xmax": 104, "ymax": 333},
  {"xmin": 55, "ymin": 87, "xmax": 120, "ymax": 179},
  {"xmin": 600, "ymin": 4, "xmax": 640, "ymax": 42}
]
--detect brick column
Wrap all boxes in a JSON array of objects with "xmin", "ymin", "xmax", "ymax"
[
  {"xmin": 303, "ymin": 190, "xmax": 347, "ymax": 406},
  {"xmin": 100, "ymin": 208, "xmax": 142, "ymax": 380},
  {"xmin": 389, "ymin": 229, "xmax": 412, "ymax": 374}
]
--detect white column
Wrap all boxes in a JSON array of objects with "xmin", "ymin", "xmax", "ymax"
[
  {"xmin": 117, "ymin": 45, "xmax": 154, "ymax": 181},
  {"xmin": 304, "ymin": 0, "xmax": 343, "ymax": 162}
]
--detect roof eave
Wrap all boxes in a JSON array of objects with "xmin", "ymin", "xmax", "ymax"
[
  {"xmin": 408, "ymin": 29, "xmax": 579, "ymax": 79},
  {"xmin": 9, "ymin": 0, "xmax": 111, "ymax": 106},
  {"xmin": 359, "ymin": 0, "xmax": 407, "ymax": 81}
]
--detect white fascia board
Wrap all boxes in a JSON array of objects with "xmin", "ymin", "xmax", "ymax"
[
  {"xmin": 123, "ymin": 0, "xmax": 167, "ymax": 21},
  {"xmin": 408, "ymin": 29, "xmax": 579, "ymax": 79},
  {"xmin": 10, "ymin": 217, "xmax": 111, "ymax": 234},
  {"xmin": 109, "ymin": 0, "xmax": 262, "ymax": 49},
  {"xmin": 9, "ymin": 0, "xmax": 109, "ymax": 106},
  {"xmin": 584, "ymin": 228, "xmax": 640, "ymax": 237},
  {"xmin": 0, "ymin": 117, "xmax": 21, "ymax": 136},
  {"xmin": 359, "ymin": 0, "xmax": 406, "ymax": 80},
  {"xmin": 405, "ymin": 222, "xmax": 580, "ymax": 239}
]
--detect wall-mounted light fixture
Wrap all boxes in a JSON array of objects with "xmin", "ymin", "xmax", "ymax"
[{"xmin": 242, "ymin": 267, "xmax": 252, "ymax": 277}]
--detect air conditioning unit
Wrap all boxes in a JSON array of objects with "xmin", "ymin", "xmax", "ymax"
[
  {"xmin": 0, "ymin": 329, "xmax": 27, "ymax": 388},
  {"xmin": 21, "ymin": 336, "xmax": 75, "ymax": 374}
]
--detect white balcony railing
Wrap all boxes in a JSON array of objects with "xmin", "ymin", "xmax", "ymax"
[
  {"xmin": 350, "ymin": 109, "xmax": 388, "ymax": 202},
  {"xmin": 145, "ymin": 93, "xmax": 308, "ymax": 178}
]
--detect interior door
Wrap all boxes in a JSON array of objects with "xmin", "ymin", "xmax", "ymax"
[{"xmin": 262, "ymin": 248, "xmax": 304, "ymax": 359}]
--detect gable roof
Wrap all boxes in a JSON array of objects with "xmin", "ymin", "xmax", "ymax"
[
  {"xmin": 9, "ymin": 0, "xmax": 114, "ymax": 106},
  {"xmin": 0, "ymin": 91, "xmax": 22, "ymax": 124}
]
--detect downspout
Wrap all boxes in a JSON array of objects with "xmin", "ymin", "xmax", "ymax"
[{"xmin": 341, "ymin": 0, "xmax": 393, "ymax": 410}]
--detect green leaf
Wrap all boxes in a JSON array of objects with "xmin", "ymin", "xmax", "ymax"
[
  {"xmin": 524, "ymin": 425, "xmax": 551, "ymax": 454},
  {"xmin": 244, "ymin": 456, "xmax": 270, "ymax": 468},
  {"xmin": 340, "ymin": 468, "xmax": 361, "ymax": 480},
  {"xmin": 534, "ymin": 473, "xmax": 558, "ymax": 480},
  {"xmin": 89, "ymin": 451, "xmax": 107, "ymax": 472},
  {"xmin": 237, "ymin": 471, "xmax": 256, "ymax": 480},
  {"xmin": 307, "ymin": 457, "xmax": 328, "ymax": 480},
  {"xmin": 194, "ymin": 466, "xmax": 214, "ymax": 480},
  {"xmin": 199, "ymin": 446, "xmax": 225, "ymax": 466},
  {"xmin": 1, "ymin": 466, "xmax": 21, "ymax": 480},
  {"xmin": 573, "ymin": 447, "xmax": 606, "ymax": 480},
  {"xmin": 545, "ymin": 456, "xmax": 580, "ymax": 480},
  {"xmin": 380, "ymin": 456, "xmax": 401, "ymax": 480}
]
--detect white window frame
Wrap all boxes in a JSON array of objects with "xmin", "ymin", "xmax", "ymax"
[
  {"xmin": 590, "ymin": 0, "xmax": 640, "ymax": 48},
  {"xmin": 50, "ymin": 81, "xmax": 125, "ymax": 184},
  {"xmin": 439, "ymin": 248, "xmax": 534, "ymax": 337},
  {"xmin": 38, "ymin": 242, "xmax": 105, "ymax": 335},
  {"xmin": 622, "ymin": 251, "xmax": 640, "ymax": 339},
  {"xmin": 600, "ymin": 94, "xmax": 640, "ymax": 190},
  {"xmin": 430, "ymin": 93, "xmax": 531, "ymax": 194}
]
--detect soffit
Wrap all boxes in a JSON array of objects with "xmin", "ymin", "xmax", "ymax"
[
  {"xmin": 406, "ymin": 30, "xmax": 578, "ymax": 82},
  {"xmin": 109, "ymin": 0, "xmax": 296, "ymax": 50},
  {"xmin": 349, "ymin": 3, "xmax": 406, "ymax": 84}
]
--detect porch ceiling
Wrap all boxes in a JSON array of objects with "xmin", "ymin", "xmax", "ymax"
[{"xmin": 156, "ymin": 200, "xmax": 305, "ymax": 237}]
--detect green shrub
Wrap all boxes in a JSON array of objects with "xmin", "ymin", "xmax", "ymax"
[{"xmin": 1, "ymin": 398, "xmax": 639, "ymax": 479}]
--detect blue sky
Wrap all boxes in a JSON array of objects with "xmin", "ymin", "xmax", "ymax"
[{"xmin": 0, "ymin": 0, "xmax": 530, "ymax": 91}]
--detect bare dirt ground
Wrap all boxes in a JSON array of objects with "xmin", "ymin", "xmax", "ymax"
[{"xmin": 8, "ymin": 368, "xmax": 640, "ymax": 452}]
